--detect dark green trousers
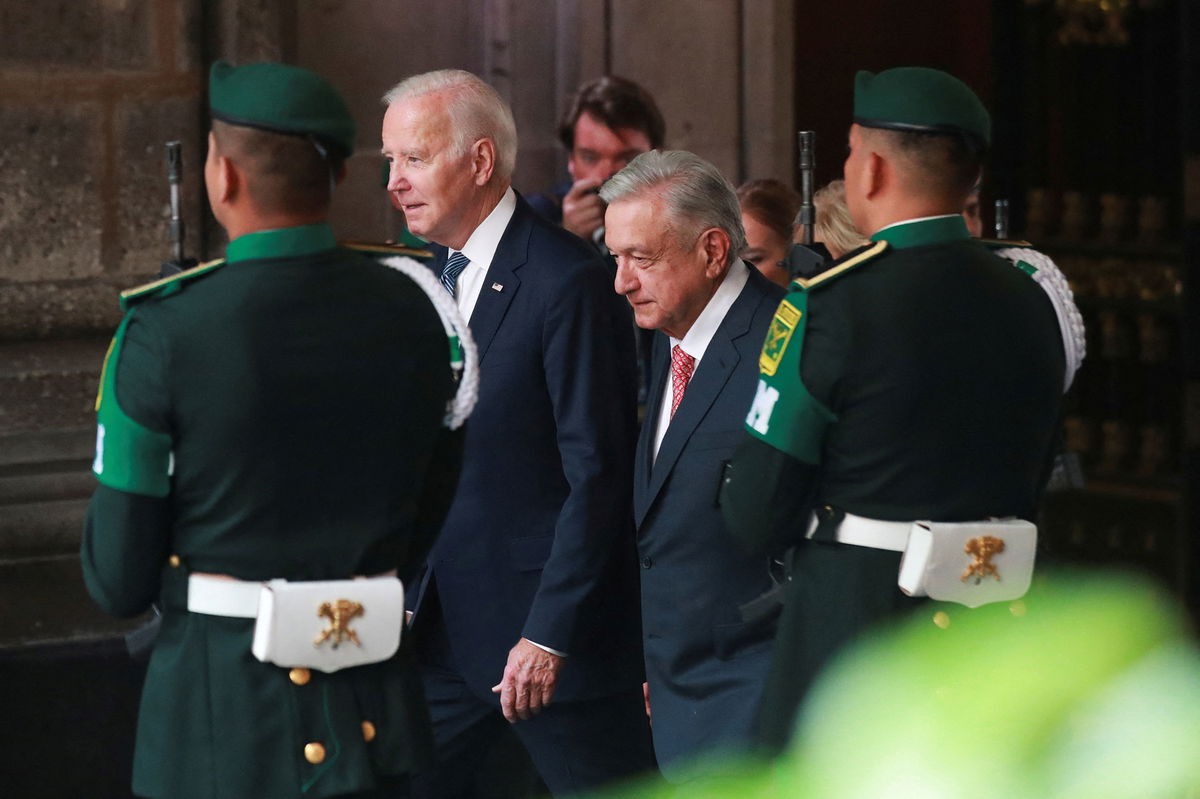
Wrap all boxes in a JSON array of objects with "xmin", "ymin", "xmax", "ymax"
[{"xmin": 755, "ymin": 541, "xmax": 922, "ymax": 753}]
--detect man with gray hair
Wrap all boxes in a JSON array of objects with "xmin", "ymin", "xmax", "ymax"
[
  {"xmin": 381, "ymin": 70, "xmax": 651, "ymax": 797},
  {"xmin": 602, "ymin": 150, "xmax": 785, "ymax": 780}
]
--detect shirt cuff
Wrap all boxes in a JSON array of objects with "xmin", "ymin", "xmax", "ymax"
[{"xmin": 527, "ymin": 639, "xmax": 568, "ymax": 657}]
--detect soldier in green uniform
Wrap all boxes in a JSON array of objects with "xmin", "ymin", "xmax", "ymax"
[
  {"xmin": 721, "ymin": 67, "xmax": 1065, "ymax": 753},
  {"xmin": 81, "ymin": 61, "xmax": 469, "ymax": 799}
]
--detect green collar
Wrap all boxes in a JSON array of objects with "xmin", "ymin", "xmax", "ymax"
[
  {"xmin": 225, "ymin": 223, "xmax": 337, "ymax": 263},
  {"xmin": 870, "ymin": 215, "xmax": 970, "ymax": 249}
]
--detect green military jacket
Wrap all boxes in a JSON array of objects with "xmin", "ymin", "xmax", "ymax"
[
  {"xmin": 81, "ymin": 223, "xmax": 461, "ymax": 799},
  {"xmin": 725, "ymin": 215, "xmax": 1066, "ymax": 751},
  {"xmin": 744, "ymin": 214, "xmax": 1064, "ymax": 522}
]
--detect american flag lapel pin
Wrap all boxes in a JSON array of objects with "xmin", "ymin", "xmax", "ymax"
[{"xmin": 491, "ymin": 282, "xmax": 504, "ymax": 292}]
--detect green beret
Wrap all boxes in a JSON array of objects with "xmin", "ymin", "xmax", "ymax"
[
  {"xmin": 209, "ymin": 61, "xmax": 356, "ymax": 160},
  {"xmin": 853, "ymin": 67, "xmax": 990, "ymax": 149}
]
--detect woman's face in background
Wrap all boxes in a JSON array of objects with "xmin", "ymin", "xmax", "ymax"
[{"xmin": 741, "ymin": 210, "xmax": 791, "ymax": 287}]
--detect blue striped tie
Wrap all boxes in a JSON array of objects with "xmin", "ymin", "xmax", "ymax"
[{"xmin": 440, "ymin": 252, "xmax": 470, "ymax": 297}]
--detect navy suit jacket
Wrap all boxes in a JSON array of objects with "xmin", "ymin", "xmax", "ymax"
[
  {"xmin": 634, "ymin": 266, "xmax": 784, "ymax": 778},
  {"xmin": 416, "ymin": 193, "xmax": 643, "ymax": 702}
]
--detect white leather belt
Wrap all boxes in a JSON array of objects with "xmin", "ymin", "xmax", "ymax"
[
  {"xmin": 186, "ymin": 571, "xmax": 398, "ymax": 619},
  {"xmin": 806, "ymin": 511, "xmax": 911, "ymax": 552},
  {"xmin": 187, "ymin": 574, "xmax": 263, "ymax": 618}
]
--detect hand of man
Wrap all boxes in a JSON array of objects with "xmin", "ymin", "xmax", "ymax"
[
  {"xmin": 491, "ymin": 637, "xmax": 565, "ymax": 722},
  {"xmin": 561, "ymin": 177, "xmax": 607, "ymax": 240},
  {"xmin": 642, "ymin": 681, "xmax": 652, "ymax": 723}
]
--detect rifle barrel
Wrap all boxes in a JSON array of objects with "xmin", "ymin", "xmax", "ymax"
[
  {"xmin": 796, "ymin": 131, "xmax": 816, "ymax": 246},
  {"xmin": 994, "ymin": 199, "xmax": 1010, "ymax": 240},
  {"xmin": 166, "ymin": 141, "xmax": 185, "ymax": 264}
]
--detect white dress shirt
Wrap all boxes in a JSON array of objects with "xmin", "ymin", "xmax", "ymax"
[
  {"xmin": 449, "ymin": 187, "xmax": 517, "ymax": 320},
  {"xmin": 652, "ymin": 258, "xmax": 750, "ymax": 460}
]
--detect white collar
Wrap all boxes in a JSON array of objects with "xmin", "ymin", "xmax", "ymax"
[
  {"xmin": 452, "ymin": 186, "xmax": 517, "ymax": 268},
  {"xmin": 670, "ymin": 258, "xmax": 750, "ymax": 363},
  {"xmin": 873, "ymin": 213, "xmax": 962, "ymax": 235}
]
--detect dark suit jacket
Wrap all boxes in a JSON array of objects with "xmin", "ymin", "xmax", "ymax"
[
  {"xmin": 416, "ymin": 194, "xmax": 644, "ymax": 702},
  {"xmin": 633, "ymin": 266, "xmax": 785, "ymax": 779}
]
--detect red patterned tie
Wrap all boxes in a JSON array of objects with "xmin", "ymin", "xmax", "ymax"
[{"xmin": 670, "ymin": 344, "xmax": 696, "ymax": 419}]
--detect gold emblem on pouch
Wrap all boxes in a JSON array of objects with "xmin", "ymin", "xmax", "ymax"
[
  {"xmin": 961, "ymin": 536, "xmax": 1005, "ymax": 584},
  {"xmin": 314, "ymin": 599, "xmax": 365, "ymax": 648}
]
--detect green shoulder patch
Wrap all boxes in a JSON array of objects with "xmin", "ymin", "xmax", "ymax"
[
  {"xmin": 796, "ymin": 240, "xmax": 889, "ymax": 291},
  {"xmin": 119, "ymin": 258, "xmax": 226, "ymax": 311},
  {"xmin": 760, "ymin": 299, "xmax": 803, "ymax": 376},
  {"xmin": 746, "ymin": 287, "xmax": 837, "ymax": 464},
  {"xmin": 342, "ymin": 240, "xmax": 434, "ymax": 262},
  {"xmin": 93, "ymin": 314, "xmax": 172, "ymax": 497},
  {"xmin": 742, "ymin": 244, "xmax": 888, "ymax": 463}
]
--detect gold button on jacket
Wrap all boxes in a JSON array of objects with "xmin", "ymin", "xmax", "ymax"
[
  {"xmin": 304, "ymin": 742, "xmax": 326, "ymax": 764},
  {"xmin": 288, "ymin": 668, "xmax": 311, "ymax": 686}
]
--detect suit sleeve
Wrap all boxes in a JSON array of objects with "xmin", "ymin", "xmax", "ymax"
[
  {"xmin": 520, "ymin": 260, "xmax": 638, "ymax": 652},
  {"xmin": 720, "ymin": 436, "xmax": 820, "ymax": 556},
  {"xmin": 80, "ymin": 311, "xmax": 173, "ymax": 618}
]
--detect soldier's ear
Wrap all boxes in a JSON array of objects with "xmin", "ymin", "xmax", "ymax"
[
  {"xmin": 472, "ymin": 138, "xmax": 497, "ymax": 186},
  {"xmin": 220, "ymin": 155, "xmax": 245, "ymax": 203},
  {"xmin": 865, "ymin": 151, "xmax": 885, "ymax": 200}
]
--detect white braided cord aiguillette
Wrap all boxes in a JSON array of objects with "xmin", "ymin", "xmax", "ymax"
[
  {"xmin": 381, "ymin": 256, "xmax": 479, "ymax": 429},
  {"xmin": 998, "ymin": 247, "xmax": 1087, "ymax": 393}
]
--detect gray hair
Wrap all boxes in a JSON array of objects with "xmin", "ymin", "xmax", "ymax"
[
  {"xmin": 382, "ymin": 70, "xmax": 518, "ymax": 181},
  {"xmin": 600, "ymin": 150, "xmax": 746, "ymax": 263}
]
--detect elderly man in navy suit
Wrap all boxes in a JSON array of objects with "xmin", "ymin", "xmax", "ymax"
[
  {"xmin": 381, "ymin": 70, "xmax": 652, "ymax": 798},
  {"xmin": 601, "ymin": 150, "xmax": 785, "ymax": 781}
]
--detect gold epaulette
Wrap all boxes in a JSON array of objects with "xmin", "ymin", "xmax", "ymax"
[
  {"xmin": 792, "ymin": 240, "xmax": 889, "ymax": 291},
  {"xmin": 977, "ymin": 237, "xmax": 1033, "ymax": 249},
  {"xmin": 341, "ymin": 240, "xmax": 434, "ymax": 260},
  {"xmin": 119, "ymin": 258, "xmax": 227, "ymax": 311}
]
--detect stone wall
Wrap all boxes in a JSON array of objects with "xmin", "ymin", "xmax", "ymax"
[{"xmin": 0, "ymin": 0, "xmax": 208, "ymax": 342}]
